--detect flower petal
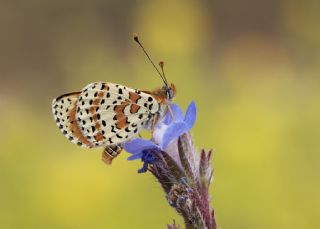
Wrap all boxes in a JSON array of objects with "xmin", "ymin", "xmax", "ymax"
[
  {"xmin": 162, "ymin": 110, "xmax": 171, "ymax": 125},
  {"xmin": 162, "ymin": 122, "xmax": 188, "ymax": 149},
  {"xmin": 124, "ymin": 138, "xmax": 158, "ymax": 160},
  {"xmin": 153, "ymin": 123, "xmax": 168, "ymax": 147},
  {"xmin": 184, "ymin": 101, "xmax": 196, "ymax": 129},
  {"xmin": 127, "ymin": 152, "xmax": 144, "ymax": 161},
  {"xmin": 163, "ymin": 103, "xmax": 184, "ymax": 125}
]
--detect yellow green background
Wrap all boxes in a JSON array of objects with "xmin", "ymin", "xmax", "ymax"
[{"xmin": 1, "ymin": 0, "xmax": 319, "ymax": 228}]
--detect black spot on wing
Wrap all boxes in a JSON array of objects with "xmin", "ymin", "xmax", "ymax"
[{"xmin": 116, "ymin": 134, "xmax": 123, "ymax": 139}]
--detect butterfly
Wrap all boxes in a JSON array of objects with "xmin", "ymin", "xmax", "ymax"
[{"xmin": 52, "ymin": 34, "xmax": 176, "ymax": 164}]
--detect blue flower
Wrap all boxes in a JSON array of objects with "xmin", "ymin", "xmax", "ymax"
[
  {"xmin": 124, "ymin": 101, "xmax": 197, "ymax": 162},
  {"xmin": 136, "ymin": 150, "xmax": 158, "ymax": 173}
]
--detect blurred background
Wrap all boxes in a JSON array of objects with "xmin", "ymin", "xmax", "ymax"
[{"xmin": 1, "ymin": 0, "xmax": 319, "ymax": 228}]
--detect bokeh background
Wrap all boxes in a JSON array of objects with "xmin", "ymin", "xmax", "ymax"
[{"xmin": 1, "ymin": 0, "xmax": 319, "ymax": 228}]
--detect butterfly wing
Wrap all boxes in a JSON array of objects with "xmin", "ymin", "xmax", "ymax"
[
  {"xmin": 52, "ymin": 82, "xmax": 161, "ymax": 148},
  {"xmin": 52, "ymin": 92, "xmax": 93, "ymax": 148},
  {"xmin": 76, "ymin": 82, "xmax": 160, "ymax": 147}
]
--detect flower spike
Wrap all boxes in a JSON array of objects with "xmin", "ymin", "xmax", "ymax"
[{"xmin": 124, "ymin": 101, "xmax": 217, "ymax": 229}]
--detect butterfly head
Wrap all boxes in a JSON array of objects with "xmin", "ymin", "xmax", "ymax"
[{"xmin": 163, "ymin": 83, "xmax": 176, "ymax": 100}]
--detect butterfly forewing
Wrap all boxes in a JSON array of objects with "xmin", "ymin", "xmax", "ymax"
[{"xmin": 52, "ymin": 82, "xmax": 160, "ymax": 148}]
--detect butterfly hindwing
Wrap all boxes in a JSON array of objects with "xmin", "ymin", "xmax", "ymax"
[{"xmin": 52, "ymin": 92, "xmax": 92, "ymax": 148}]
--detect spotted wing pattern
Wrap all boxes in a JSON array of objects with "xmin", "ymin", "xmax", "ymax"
[
  {"xmin": 52, "ymin": 82, "xmax": 161, "ymax": 148},
  {"xmin": 52, "ymin": 92, "xmax": 92, "ymax": 148},
  {"xmin": 76, "ymin": 82, "xmax": 160, "ymax": 147}
]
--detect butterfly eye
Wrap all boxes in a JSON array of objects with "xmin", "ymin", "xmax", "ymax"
[{"xmin": 166, "ymin": 88, "xmax": 174, "ymax": 100}]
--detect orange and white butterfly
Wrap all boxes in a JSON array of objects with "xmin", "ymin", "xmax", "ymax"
[{"xmin": 52, "ymin": 34, "xmax": 176, "ymax": 164}]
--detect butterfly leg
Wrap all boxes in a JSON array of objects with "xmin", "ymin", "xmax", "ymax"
[
  {"xmin": 167, "ymin": 104, "xmax": 175, "ymax": 120},
  {"xmin": 102, "ymin": 143, "xmax": 123, "ymax": 165},
  {"xmin": 151, "ymin": 113, "xmax": 158, "ymax": 133}
]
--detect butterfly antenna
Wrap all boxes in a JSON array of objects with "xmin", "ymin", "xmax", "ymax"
[
  {"xmin": 158, "ymin": 61, "xmax": 168, "ymax": 85},
  {"xmin": 133, "ymin": 33, "xmax": 168, "ymax": 86}
]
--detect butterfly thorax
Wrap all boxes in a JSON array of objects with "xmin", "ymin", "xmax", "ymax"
[{"xmin": 141, "ymin": 83, "xmax": 176, "ymax": 129}]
